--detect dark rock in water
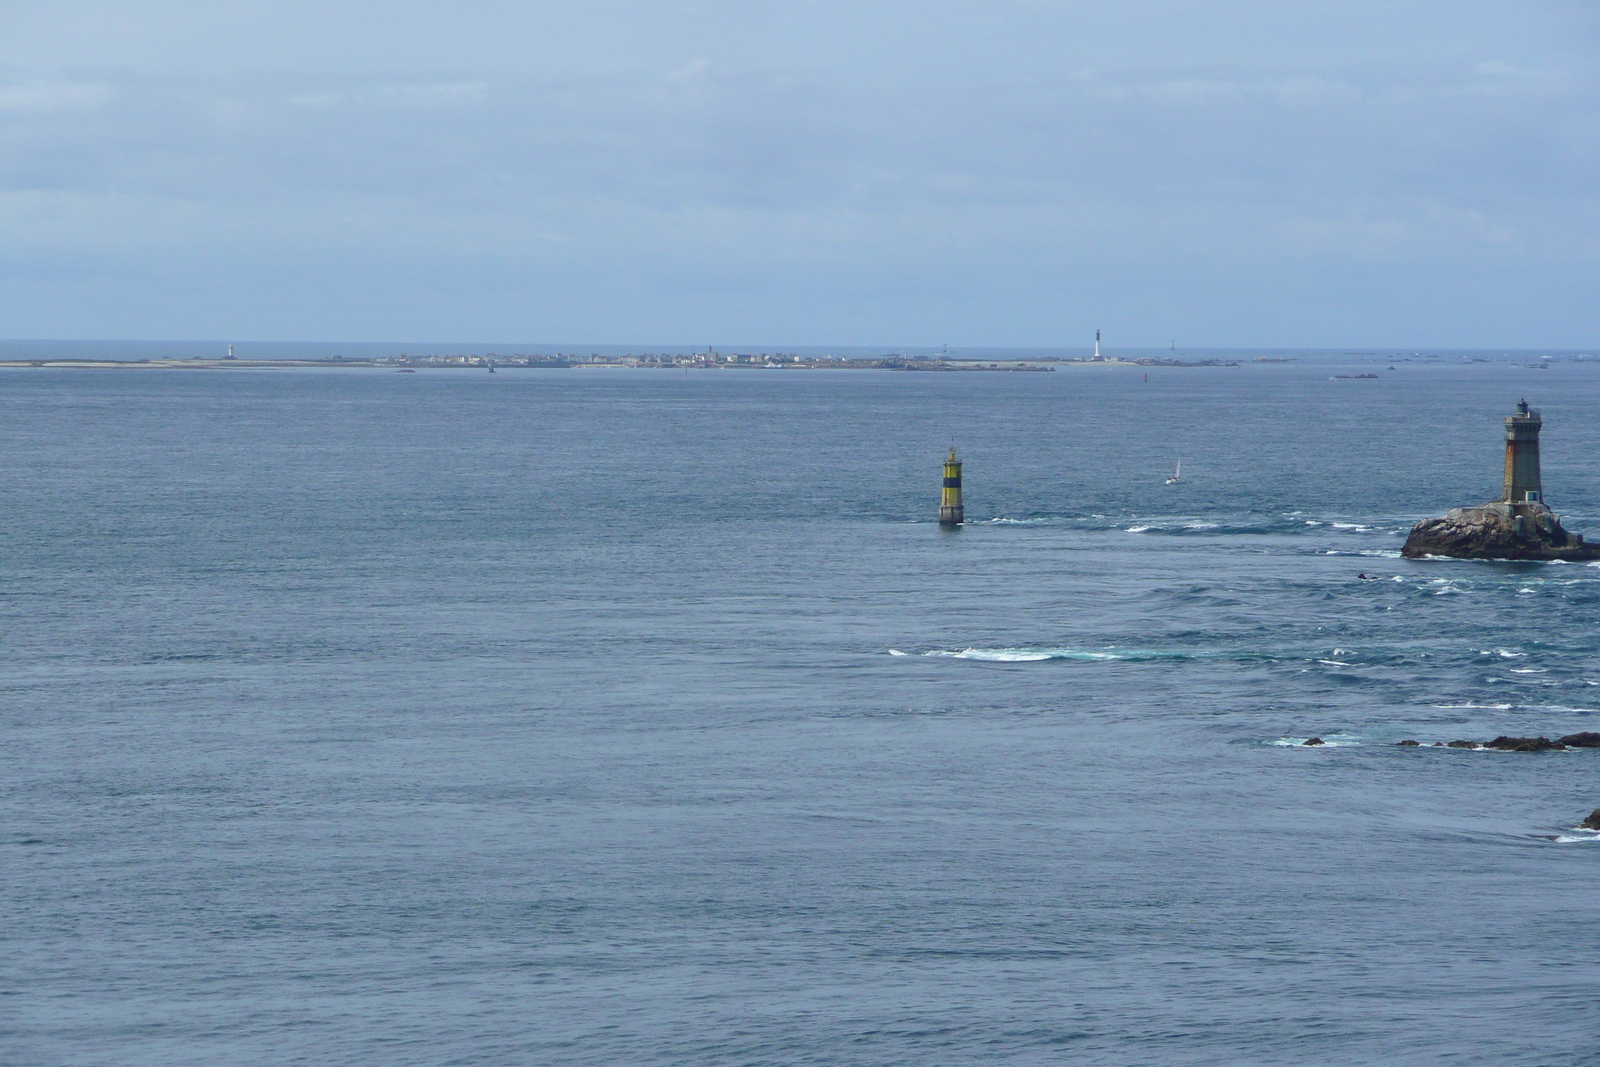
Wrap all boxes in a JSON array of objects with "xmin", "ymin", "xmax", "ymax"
[
  {"xmin": 1558, "ymin": 732, "xmax": 1600, "ymax": 748},
  {"xmin": 1402, "ymin": 502, "xmax": 1600, "ymax": 561},
  {"xmin": 1446, "ymin": 740, "xmax": 1479, "ymax": 748},
  {"xmin": 1484, "ymin": 735, "xmax": 1566, "ymax": 751},
  {"xmin": 1396, "ymin": 739, "xmax": 1421, "ymax": 746},
  {"xmin": 1582, "ymin": 808, "xmax": 1600, "ymax": 830},
  {"xmin": 1432, "ymin": 741, "xmax": 1445, "ymax": 746},
  {"xmin": 1303, "ymin": 737, "xmax": 1326, "ymax": 746}
]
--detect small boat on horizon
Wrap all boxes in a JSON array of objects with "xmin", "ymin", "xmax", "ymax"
[{"xmin": 1165, "ymin": 462, "xmax": 1182, "ymax": 484}]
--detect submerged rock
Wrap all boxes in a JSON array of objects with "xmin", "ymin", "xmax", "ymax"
[
  {"xmin": 1582, "ymin": 809, "xmax": 1600, "ymax": 831},
  {"xmin": 1303, "ymin": 737, "xmax": 1326, "ymax": 746},
  {"xmin": 1401, "ymin": 502, "xmax": 1600, "ymax": 561},
  {"xmin": 1558, "ymin": 732, "xmax": 1600, "ymax": 748},
  {"xmin": 1400, "ymin": 734, "xmax": 1589, "ymax": 750},
  {"xmin": 1484, "ymin": 735, "xmax": 1566, "ymax": 752}
]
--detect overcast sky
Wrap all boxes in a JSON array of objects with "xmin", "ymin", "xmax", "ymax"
[{"xmin": 2, "ymin": 1, "xmax": 1596, "ymax": 347}]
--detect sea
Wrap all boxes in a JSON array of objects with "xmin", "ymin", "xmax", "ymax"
[{"xmin": 5, "ymin": 353, "xmax": 1600, "ymax": 1066}]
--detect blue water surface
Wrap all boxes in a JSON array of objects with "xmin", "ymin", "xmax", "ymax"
[{"xmin": 4, "ymin": 357, "xmax": 1600, "ymax": 1065}]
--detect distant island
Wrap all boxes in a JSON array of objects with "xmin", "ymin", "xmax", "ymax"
[{"xmin": 0, "ymin": 352, "xmax": 1246, "ymax": 372}]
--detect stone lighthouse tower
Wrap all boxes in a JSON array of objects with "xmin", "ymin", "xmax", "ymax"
[
  {"xmin": 1403, "ymin": 399, "xmax": 1600, "ymax": 560},
  {"xmin": 1503, "ymin": 399, "xmax": 1543, "ymax": 506}
]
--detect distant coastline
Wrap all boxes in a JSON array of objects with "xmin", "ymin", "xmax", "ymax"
[
  {"xmin": 7, "ymin": 347, "xmax": 1592, "ymax": 372},
  {"xmin": 0, "ymin": 353, "xmax": 1247, "ymax": 372}
]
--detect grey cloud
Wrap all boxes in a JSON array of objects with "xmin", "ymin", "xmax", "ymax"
[
  {"xmin": 0, "ymin": 0, "xmax": 1596, "ymax": 344},
  {"xmin": 0, "ymin": 80, "xmax": 116, "ymax": 112}
]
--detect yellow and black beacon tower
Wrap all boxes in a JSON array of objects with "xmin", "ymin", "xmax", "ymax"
[
  {"xmin": 939, "ymin": 448, "xmax": 965, "ymax": 527},
  {"xmin": 1503, "ymin": 399, "xmax": 1543, "ymax": 507}
]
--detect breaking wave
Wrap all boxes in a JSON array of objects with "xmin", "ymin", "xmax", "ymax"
[
  {"xmin": 906, "ymin": 646, "xmax": 1200, "ymax": 663},
  {"xmin": 1266, "ymin": 733, "xmax": 1362, "ymax": 747}
]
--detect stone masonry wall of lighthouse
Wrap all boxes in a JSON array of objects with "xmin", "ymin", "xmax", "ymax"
[{"xmin": 1503, "ymin": 400, "xmax": 1543, "ymax": 505}]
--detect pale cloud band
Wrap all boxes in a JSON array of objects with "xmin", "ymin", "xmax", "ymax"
[{"xmin": 0, "ymin": 0, "xmax": 1595, "ymax": 346}]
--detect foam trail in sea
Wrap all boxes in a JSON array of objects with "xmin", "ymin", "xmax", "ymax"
[
  {"xmin": 910, "ymin": 646, "xmax": 1208, "ymax": 663},
  {"xmin": 926, "ymin": 647, "xmax": 1116, "ymax": 662},
  {"xmin": 1266, "ymin": 733, "xmax": 1362, "ymax": 747}
]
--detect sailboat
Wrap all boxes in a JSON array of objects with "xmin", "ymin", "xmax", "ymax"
[{"xmin": 1165, "ymin": 461, "xmax": 1182, "ymax": 485}]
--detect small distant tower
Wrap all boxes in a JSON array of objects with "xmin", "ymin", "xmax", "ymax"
[
  {"xmin": 227, "ymin": 344, "xmax": 234, "ymax": 359},
  {"xmin": 1093, "ymin": 330, "xmax": 1101, "ymax": 361},
  {"xmin": 1503, "ymin": 399, "xmax": 1543, "ymax": 506},
  {"xmin": 939, "ymin": 448, "xmax": 964, "ymax": 527}
]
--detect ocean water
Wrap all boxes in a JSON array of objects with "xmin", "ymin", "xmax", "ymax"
[{"xmin": 5, "ymin": 358, "xmax": 1600, "ymax": 1066}]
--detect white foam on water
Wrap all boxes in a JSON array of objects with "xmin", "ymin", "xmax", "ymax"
[
  {"xmin": 1316, "ymin": 659, "xmax": 1353, "ymax": 667},
  {"xmin": 1267, "ymin": 734, "xmax": 1361, "ymax": 748},
  {"xmin": 923, "ymin": 646, "xmax": 1125, "ymax": 662},
  {"xmin": 1508, "ymin": 668, "xmax": 1547, "ymax": 674},
  {"xmin": 1125, "ymin": 525, "xmax": 1154, "ymax": 533},
  {"xmin": 1553, "ymin": 830, "xmax": 1600, "ymax": 844},
  {"xmin": 1481, "ymin": 649, "xmax": 1526, "ymax": 658},
  {"xmin": 1433, "ymin": 702, "xmax": 1515, "ymax": 710},
  {"xmin": 1331, "ymin": 522, "xmax": 1372, "ymax": 531},
  {"xmin": 887, "ymin": 649, "xmax": 909, "ymax": 656}
]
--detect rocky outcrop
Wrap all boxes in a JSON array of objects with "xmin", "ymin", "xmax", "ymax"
[
  {"xmin": 1302, "ymin": 737, "xmax": 1325, "ymax": 746},
  {"xmin": 1402, "ymin": 502, "xmax": 1600, "ymax": 561},
  {"xmin": 1484, "ymin": 735, "xmax": 1565, "ymax": 751},
  {"xmin": 1395, "ymin": 733, "xmax": 1596, "ymax": 750},
  {"xmin": 1582, "ymin": 809, "xmax": 1600, "ymax": 831},
  {"xmin": 1558, "ymin": 732, "xmax": 1600, "ymax": 748}
]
